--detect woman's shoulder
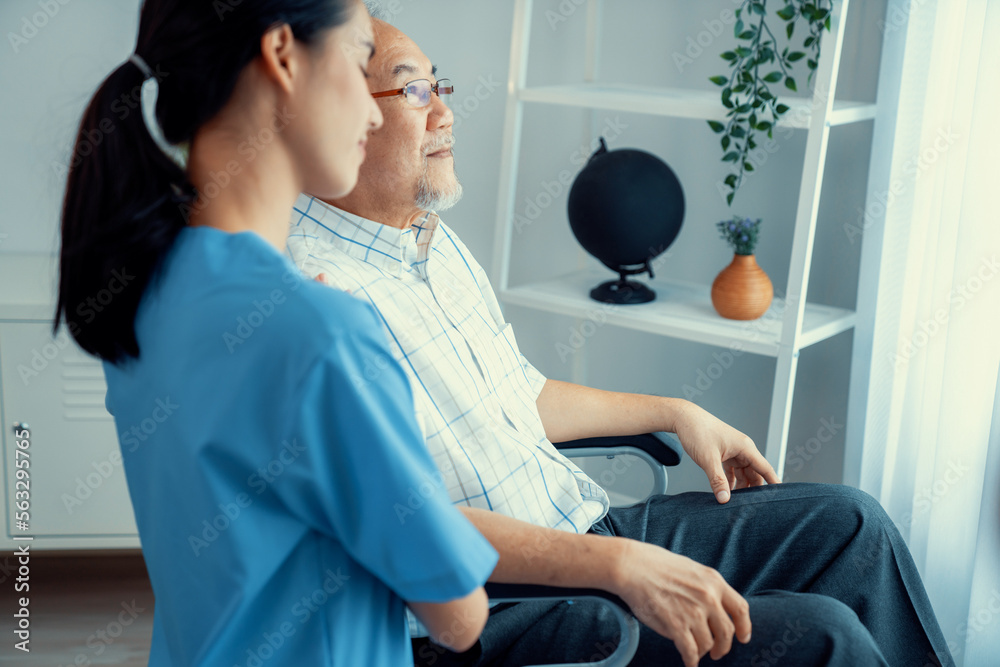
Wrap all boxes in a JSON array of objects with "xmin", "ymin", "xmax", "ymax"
[
  {"xmin": 155, "ymin": 226, "xmax": 384, "ymax": 352},
  {"xmin": 287, "ymin": 277, "xmax": 383, "ymax": 344}
]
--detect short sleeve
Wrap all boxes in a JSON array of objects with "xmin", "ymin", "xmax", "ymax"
[
  {"xmin": 519, "ymin": 355, "xmax": 548, "ymax": 400},
  {"xmin": 275, "ymin": 315, "xmax": 498, "ymax": 602}
]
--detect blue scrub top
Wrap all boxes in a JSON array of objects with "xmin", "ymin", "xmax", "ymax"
[{"xmin": 103, "ymin": 226, "xmax": 498, "ymax": 666}]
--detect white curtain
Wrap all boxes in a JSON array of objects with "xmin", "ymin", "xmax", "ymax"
[{"xmin": 854, "ymin": 1, "xmax": 1000, "ymax": 664}]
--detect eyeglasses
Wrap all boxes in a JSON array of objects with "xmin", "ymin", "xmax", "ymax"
[{"xmin": 371, "ymin": 78, "xmax": 453, "ymax": 108}]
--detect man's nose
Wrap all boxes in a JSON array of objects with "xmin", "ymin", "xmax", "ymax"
[{"xmin": 427, "ymin": 91, "xmax": 454, "ymax": 131}]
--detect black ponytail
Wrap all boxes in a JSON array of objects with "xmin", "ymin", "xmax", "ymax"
[
  {"xmin": 55, "ymin": 0, "xmax": 355, "ymax": 364},
  {"xmin": 56, "ymin": 60, "xmax": 191, "ymax": 363}
]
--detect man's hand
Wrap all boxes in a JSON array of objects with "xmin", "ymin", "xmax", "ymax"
[
  {"xmin": 673, "ymin": 402, "xmax": 780, "ymax": 503},
  {"xmin": 533, "ymin": 381, "xmax": 780, "ymax": 500},
  {"xmin": 315, "ymin": 272, "xmax": 353, "ymax": 294},
  {"xmin": 460, "ymin": 508, "xmax": 752, "ymax": 666},
  {"xmin": 612, "ymin": 539, "xmax": 751, "ymax": 667}
]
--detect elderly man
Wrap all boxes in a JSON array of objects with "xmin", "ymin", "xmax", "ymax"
[{"xmin": 286, "ymin": 17, "xmax": 954, "ymax": 667}]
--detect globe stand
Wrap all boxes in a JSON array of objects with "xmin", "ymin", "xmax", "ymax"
[{"xmin": 589, "ymin": 262, "xmax": 656, "ymax": 305}]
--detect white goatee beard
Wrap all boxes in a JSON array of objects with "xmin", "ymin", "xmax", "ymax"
[{"xmin": 415, "ymin": 158, "xmax": 463, "ymax": 212}]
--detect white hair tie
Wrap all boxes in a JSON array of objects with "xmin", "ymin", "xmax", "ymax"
[
  {"xmin": 128, "ymin": 53, "xmax": 154, "ymax": 80},
  {"xmin": 127, "ymin": 54, "xmax": 189, "ymax": 170}
]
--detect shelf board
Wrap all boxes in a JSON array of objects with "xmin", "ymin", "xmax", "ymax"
[
  {"xmin": 518, "ymin": 83, "xmax": 876, "ymax": 129},
  {"xmin": 501, "ymin": 269, "xmax": 856, "ymax": 357}
]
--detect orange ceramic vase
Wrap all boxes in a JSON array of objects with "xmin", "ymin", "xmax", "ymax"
[{"xmin": 711, "ymin": 254, "xmax": 773, "ymax": 320}]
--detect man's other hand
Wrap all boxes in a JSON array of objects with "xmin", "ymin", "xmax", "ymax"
[
  {"xmin": 613, "ymin": 540, "xmax": 751, "ymax": 667},
  {"xmin": 673, "ymin": 402, "xmax": 780, "ymax": 503}
]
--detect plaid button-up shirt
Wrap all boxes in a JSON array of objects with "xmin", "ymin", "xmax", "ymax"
[{"xmin": 286, "ymin": 194, "xmax": 609, "ymax": 535}]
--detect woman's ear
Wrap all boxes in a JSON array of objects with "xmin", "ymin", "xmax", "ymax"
[{"xmin": 259, "ymin": 23, "xmax": 297, "ymax": 94}]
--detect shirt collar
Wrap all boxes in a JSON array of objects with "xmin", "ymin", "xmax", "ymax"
[{"xmin": 290, "ymin": 195, "xmax": 441, "ymax": 278}]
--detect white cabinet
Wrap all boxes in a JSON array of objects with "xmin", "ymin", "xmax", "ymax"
[{"xmin": 0, "ymin": 255, "xmax": 139, "ymax": 550}]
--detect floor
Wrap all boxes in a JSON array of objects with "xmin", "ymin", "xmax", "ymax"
[{"xmin": 0, "ymin": 552, "xmax": 155, "ymax": 666}]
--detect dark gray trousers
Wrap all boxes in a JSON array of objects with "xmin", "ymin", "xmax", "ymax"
[{"xmin": 414, "ymin": 483, "xmax": 955, "ymax": 667}]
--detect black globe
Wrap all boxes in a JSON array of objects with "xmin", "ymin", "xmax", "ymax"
[{"xmin": 567, "ymin": 139, "xmax": 685, "ymax": 303}]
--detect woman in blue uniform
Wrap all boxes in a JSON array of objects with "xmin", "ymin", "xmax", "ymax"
[{"xmin": 54, "ymin": 1, "xmax": 496, "ymax": 664}]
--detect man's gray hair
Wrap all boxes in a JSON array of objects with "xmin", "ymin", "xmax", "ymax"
[{"xmin": 363, "ymin": 0, "xmax": 390, "ymax": 22}]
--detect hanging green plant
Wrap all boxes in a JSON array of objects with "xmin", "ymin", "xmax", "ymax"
[{"xmin": 707, "ymin": 1, "xmax": 833, "ymax": 206}]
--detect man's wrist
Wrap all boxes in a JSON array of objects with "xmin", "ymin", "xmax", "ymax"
[
  {"xmin": 599, "ymin": 534, "xmax": 634, "ymax": 595},
  {"xmin": 660, "ymin": 396, "xmax": 692, "ymax": 434}
]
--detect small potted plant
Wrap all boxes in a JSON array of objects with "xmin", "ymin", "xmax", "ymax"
[{"xmin": 711, "ymin": 216, "xmax": 773, "ymax": 320}]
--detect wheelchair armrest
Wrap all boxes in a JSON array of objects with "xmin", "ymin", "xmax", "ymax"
[
  {"xmin": 553, "ymin": 432, "xmax": 683, "ymax": 467},
  {"xmin": 486, "ymin": 582, "xmax": 631, "ymax": 610},
  {"xmin": 485, "ymin": 583, "xmax": 639, "ymax": 667}
]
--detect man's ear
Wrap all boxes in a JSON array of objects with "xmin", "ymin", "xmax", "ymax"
[{"xmin": 259, "ymin": 23, "xmax": 297, "ymax": 95}]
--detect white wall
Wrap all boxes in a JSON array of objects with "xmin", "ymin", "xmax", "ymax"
[
  {"xmin": 0, "ymin": 0, "xmax": 887, "ymax": 497},
  {"xmin": 0, "ymin": 0, "xmax": 142, "ymax": 255}
]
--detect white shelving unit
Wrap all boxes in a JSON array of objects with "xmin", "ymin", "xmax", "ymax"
[{"xmin": 492, "ymin": 0, "xmax": 888, "ymax": 478}]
